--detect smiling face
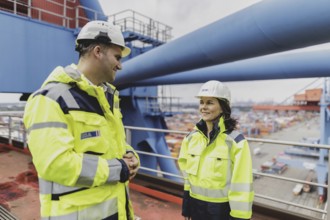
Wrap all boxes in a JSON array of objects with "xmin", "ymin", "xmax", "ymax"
[
  {"xmin": 99, "ymin": 44, "xmax": 123, "ymax": 83},
  {"xmin": 199, "ymin": 97, "xmax": 222, "ymax": 122}
]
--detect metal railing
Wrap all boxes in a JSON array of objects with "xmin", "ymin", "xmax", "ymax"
[
  {"xmin": 108, "ymin": 9, "xmax": 172, "ymax": 43},
  {"xmin": 1, "ymin": 0, "xmax": 172, "ymax": 43},
  {"xmin": 0, "ymin": 112, "xmax": 329, "ymax": 219},
  {"xmin": 0, "ymin": 112, "xmax": 27, "ymax": 148},
  {"xmin": 0, "ymin": 0, "xmax": 104, "ymax": 29},
  {"xmin": 145, "ymin": 96, "xmax": 182, "ymax": 115},
  {"xmin": 124, "ymin": 125, "xmax": 330, "ymax": 219}
]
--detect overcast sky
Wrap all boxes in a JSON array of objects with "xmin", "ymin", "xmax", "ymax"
[
  {"xmin": 0, "ymin": 0, "xmax": 326, "ymax": 103},
  {"xmin": 100, "ymin": 0, "xmax": 261, "ymax": 39}
]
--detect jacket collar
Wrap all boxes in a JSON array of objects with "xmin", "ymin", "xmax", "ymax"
[
  {"xmin": 42, "ymin": 64, "xmax": 117, "ymax": 95},
  {"xmin": 196, "ymin": 116, "xmax": 226, "ymax": 141}
]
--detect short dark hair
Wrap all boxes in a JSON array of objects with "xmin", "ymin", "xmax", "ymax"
[{"xmin": 75, "ymin": 41, "xmax": 112, "ymax": 58}]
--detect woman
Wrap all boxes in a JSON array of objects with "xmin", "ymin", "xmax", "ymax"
[{"xmin": 178, "ymin": 80, "xmax": 254, "ymax": 220}]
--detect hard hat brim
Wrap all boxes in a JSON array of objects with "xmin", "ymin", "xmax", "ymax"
[{"xmin": 121, "ymin": 46, "xmax": 131, "ymax": 57}]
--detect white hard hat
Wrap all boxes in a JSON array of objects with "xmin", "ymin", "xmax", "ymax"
[
  {"xmin": 196, "ymin": 80, "xmax": 231, "ymax": 104},
  {"xmin": 76, "ymin": 20, "xmax": 131, "ymax": 57}
]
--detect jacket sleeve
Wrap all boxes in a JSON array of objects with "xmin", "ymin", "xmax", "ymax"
[
  {"xmin": 178, "ymin": 136, "xmax": 191, "ymax": 191},
  {"xmin": 24, "ymin": 94, "xmax": 127, "ymax": 187},
  {"xmin": 178, "ymin": 136, "xmax": 192, "ymax": 217},
  {"xmin": 228, "ymin": 133, "xmax": 254, "ymax": 219}
]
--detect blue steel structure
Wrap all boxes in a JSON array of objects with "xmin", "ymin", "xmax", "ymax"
[
  {"xmin": 1, "ymin": 0, "xmax": 330, "ymax": 184},
  {"xmin": 0, "ymin": 13, "xmax": 77, "ymax": 93},
  {"xmin": 317, "ymin": 79, "xmax": 330, "ymax": 200}
]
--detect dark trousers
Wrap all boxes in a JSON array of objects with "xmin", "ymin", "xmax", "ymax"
[{"xmin": 190, "ymin": 197, "xmax": 231, "ymax": 220}]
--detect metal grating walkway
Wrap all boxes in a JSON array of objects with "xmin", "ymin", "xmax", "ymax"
[{"xmin": 0, "ymin": 206, "xmax": 17, "ymax": 220}]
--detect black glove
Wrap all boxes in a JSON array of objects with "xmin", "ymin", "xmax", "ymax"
[
  {"xmin": 182, "ymin": 190, "xmax": 191, "ymax": 217},
  {"xmin": 117, "ymin": 159, "xmax": 130, "ymax": 183}
]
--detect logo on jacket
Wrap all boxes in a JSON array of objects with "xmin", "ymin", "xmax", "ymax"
[{"xmin": 81, "ymin": 130, "xmax": 100, "ymax": 140}]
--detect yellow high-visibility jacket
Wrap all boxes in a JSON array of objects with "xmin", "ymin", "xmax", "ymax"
[
  {"xmin": 178, "ymin": 117, "xmax": 254, "ymax": 219},
  {"xmin": 23, "ymin": 64, "xmax": 139, "ymax": 220}
]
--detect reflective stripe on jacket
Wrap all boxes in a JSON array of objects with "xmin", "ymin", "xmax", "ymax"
[
  {"xmin": 178, "ymin": 117, "xmax": 254, "ymax": 219},
  {"xmin": 23, "ymin": 64, "xmax": 138, "ymax": 220}
]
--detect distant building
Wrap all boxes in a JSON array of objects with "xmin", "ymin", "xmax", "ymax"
[
  {"xmin": 253, "ymin": 88, "xmax": 323, "ymax": 112},
  {"xmin": 294, "ymin": 88, "xmax": 322, "ymax": 106}
]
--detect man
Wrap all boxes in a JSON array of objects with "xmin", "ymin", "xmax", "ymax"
[{"xmin": 23, "ymin": 20, "xmax": 139, "ymax": 220}]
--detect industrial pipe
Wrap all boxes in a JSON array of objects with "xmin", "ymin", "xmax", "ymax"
[
  {"xmin": 115, "ymin": 0, "xmax": 330, "ymax": 86},
  {"xmin": 129, "ymin": 49, "xmax": 330, "ymax": 86}
]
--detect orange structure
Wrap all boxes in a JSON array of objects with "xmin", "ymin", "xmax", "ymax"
[{"xmin": 253, "ymin": 88, "xmax": 323, "ymax": 111}]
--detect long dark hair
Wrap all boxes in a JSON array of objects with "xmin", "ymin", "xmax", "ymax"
[{"xmin": 218, "ymin": 99, "xmax": 238, "ymax": 132}]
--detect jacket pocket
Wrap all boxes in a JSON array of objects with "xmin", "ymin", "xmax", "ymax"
[
  {"xmin": 186, "ymin": 148, "xmax": 203, "ymax": 176},
  {"xmin": 58, "ymin": 186, "xmax": 119, "ymax": 220},
  {"xmin": 71, "ymin": 111, "xmax": 107, "ymax": 127},
  {"xmin": 210, "ymin": 151, "xmax": 229, "ymax": 181},
  {"xmin": 70, "ymin": 112, "xmax": 107, "ymax": 153}
]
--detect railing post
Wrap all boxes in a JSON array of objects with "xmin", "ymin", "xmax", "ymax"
[
  {"xmin": 62, "ymin": 0, "xmax": 67, "ymax": 27},
  {"xmin": 125, "ymin": 128, "xmax": 132, "ymax": 145},
  {"xmin": 27, "ymin": 0, "xmax": 32, "ymax": 17},
  {"xmin": 75, "ymin": 7, "xmax": 79, "ymax": 28},
  {"xmin": 8, "ymin": 116, "xmax": 12, "ymax": 145},
  {"xmin": 23, "ymin": 125, "xmax": 27, "ymax": 149},
  {"xmin": 13, "ymin": 0, "xmax": 17, "ymax": 14},
  {"xmin": 146, "ymin": 97, "xmax": 149, "ymax": 113}
]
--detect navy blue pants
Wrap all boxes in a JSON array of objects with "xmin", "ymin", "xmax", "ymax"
[{"xmin": 190, "ymin": 197, "xmax": 231, "ymax": 220}]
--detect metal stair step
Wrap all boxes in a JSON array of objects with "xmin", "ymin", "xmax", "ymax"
[{"xmin": 0, "ymin": 206, "xmax": 17, "ymax": 220}]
